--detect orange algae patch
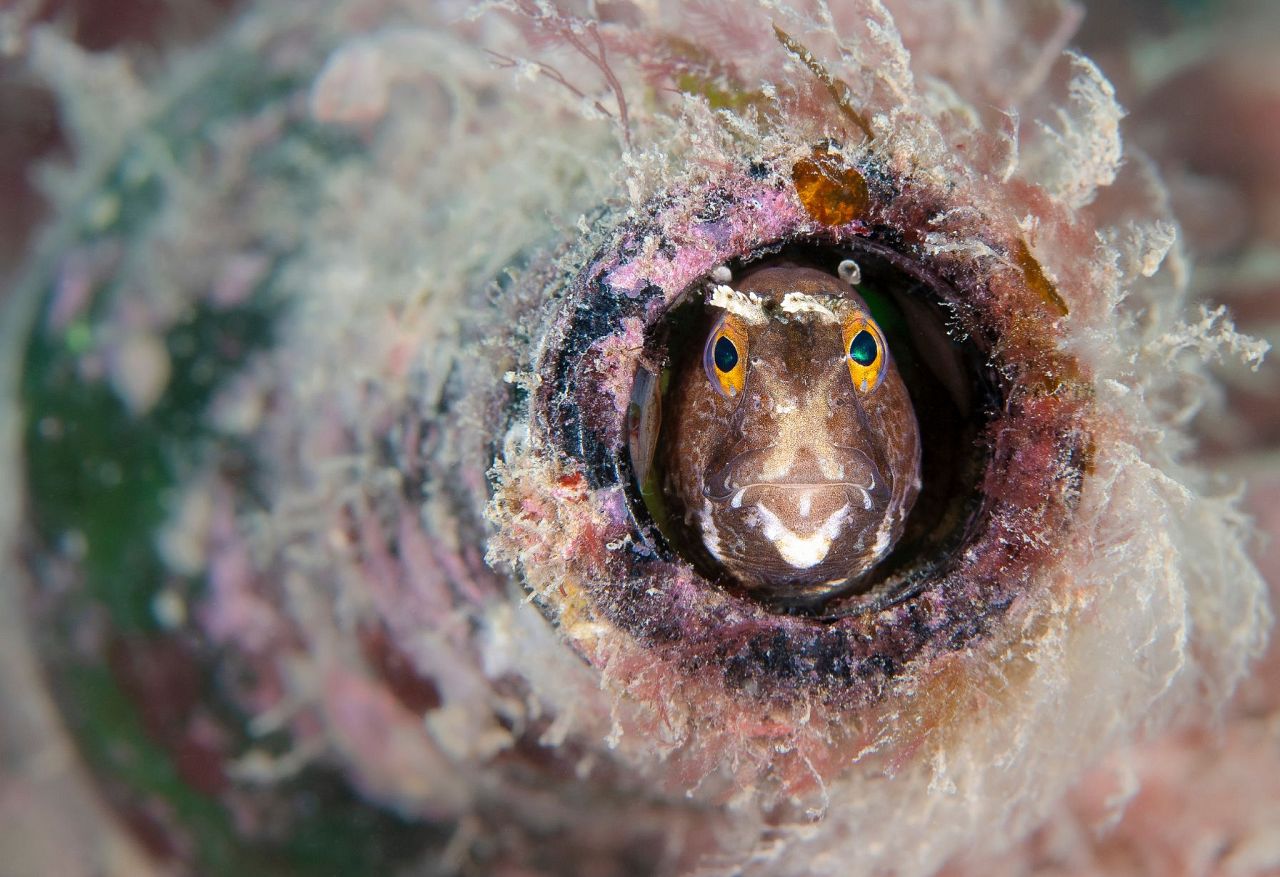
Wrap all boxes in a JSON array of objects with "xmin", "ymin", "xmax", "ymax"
[
  {"xmin": 1014, "ymin": 238, "xmax": 1069, "ymax": 317},
  {"xmin": 992, "ymin": 294, "xmax": 1088, "ymax": 399},
  {"xmin": 986, "ymin": 240, "xmax": 1085, "ymax": 397},
  {"xmin": 791, "ymin": 146, "xmax": 870, "ymax": 227}
]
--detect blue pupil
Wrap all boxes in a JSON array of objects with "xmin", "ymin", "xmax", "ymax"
[
  {"xmin": 849, "ymin": 330, "xmax": 877, "ymax": 366},
  {"xmin": 713, "ymin": 335, "xmax": 739, "ymax": 373}
]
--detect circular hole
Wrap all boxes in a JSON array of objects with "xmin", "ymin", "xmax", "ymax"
[{"xmin": 626, "ymin": 240, "xmax": 1000, "ymax": 613}]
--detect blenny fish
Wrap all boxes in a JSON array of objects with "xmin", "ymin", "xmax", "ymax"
[
  {"xmin": 661, "ymin": 263, "xmax": 920, "ymax": 603},
  {"xmin": 2, "ymin": 1, "xmax": 1269, "ymax": 876}
]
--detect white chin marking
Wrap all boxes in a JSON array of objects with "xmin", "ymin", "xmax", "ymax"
[
  {"xmin": 754, "ymin": 503, "xmax": 849, "ymax": 569},
  {"xmin": 699, "ymin": 501, "xmax": 725, "ymax": 562}
]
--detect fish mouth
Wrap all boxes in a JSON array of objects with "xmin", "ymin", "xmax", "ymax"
[{"xmin": 703, "ymin": 445, "xmax": 889, "ymax": 511}]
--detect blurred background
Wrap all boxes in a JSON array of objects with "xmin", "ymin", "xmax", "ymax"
[{"xmin": 1, "ymin": 1, "xmax": 1277, "ymax": 874}]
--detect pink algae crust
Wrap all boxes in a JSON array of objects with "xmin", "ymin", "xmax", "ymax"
[{"xmin": 601, "ymin": 172, "xmax": 822, "ymax": 297}]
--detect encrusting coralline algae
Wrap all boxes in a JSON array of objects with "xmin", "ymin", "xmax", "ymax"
[{"xmin": 1, "ymin": 1, "xmax": 1271, "ymax": 875}]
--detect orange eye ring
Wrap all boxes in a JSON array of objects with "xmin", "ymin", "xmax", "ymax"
[
  {"xmin": 842, "ymin": 312, "xmax": 887, "ymax": 392},
  {"xmin": 703, "ymin": 315, "xmax": 749, "ymax": 398}
]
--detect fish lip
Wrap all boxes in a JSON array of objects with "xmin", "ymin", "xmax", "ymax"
[
  {"xmin": 708, "ymin": 480, "xmax": 867, "ymax": 497},
  {"xmin": 703, "ymin": 481, "xmax": 878, "ymax": 511},
  {"xmin": 702, "ymin": 445, "xmax": 886, "ymax": 505}
]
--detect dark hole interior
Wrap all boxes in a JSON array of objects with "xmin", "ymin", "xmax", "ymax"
[{"xmin": 625, "ymin": 240, "xmax": 1001, "ymax": 616}]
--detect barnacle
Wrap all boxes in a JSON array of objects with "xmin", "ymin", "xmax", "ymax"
[{"xmin": 1, "ymin": 1, "xmax": 1271, "ymax": 876}]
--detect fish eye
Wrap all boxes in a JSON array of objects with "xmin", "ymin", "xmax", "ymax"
[
  {"xmin": 848, "ymin": 329, "xmax": 877, "ymax": 366},
  {"xmin": 841, "ymin": 313, "xmax": 887, "ymax": 392},
  {"xmin": 703, "ymin": 316, "xmax": 748, "ymax": 397},
  {"xmin": 713, "ymin": 336, "xmax": 739, "ymax": 373}
]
